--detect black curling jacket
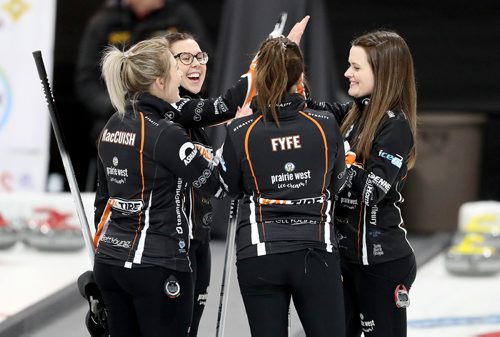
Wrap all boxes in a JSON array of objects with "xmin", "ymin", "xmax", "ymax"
[
  {"xmin": 94, "ymin": 76, "xmax": 250, "ymax": 271},
  {"xmin": 308, "ymin": 98, "xmax": 414, "ymax": 265},
  {"xmin": 221, "ymin": 94, "xmax": 346, "ymax": 260},
  {"xmin": 177, "ymin": 87, "xmax": 215, "ymax": 244},
  {"xmin": 94, "ymin": 93, "xmax": 225, "ymax": 271}
]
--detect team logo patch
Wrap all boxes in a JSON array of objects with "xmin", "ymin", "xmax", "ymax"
[
  {"xmin": 203, "ymin": 212, "xmax": 213, "ymax": 225},
  {"xmin": 194, "ymin": 101, "xmax": 205, "ymax": 121},
  {"xmin": 109, "ymin": 198, "xmax": 144, "ymax": 215},
  {"xmin": 284, "ymin": 162, "xmax": 295, "ymax": 172},
  {"xmin": 192, "ymin": 169, "xmax": 212, "ymax": 188},
  {"xmin": 179, "ymin": 142, "xmax": 197, "ymax": 165},
  {"xmin": 164, "ymin": 275, "xmax": 180, "ymax": 298},
  {"xmin": 378, "ymin": 150, "xmax": 403, "ymax": 168},
  {"xmin": 164, "ymin": 111, "xmax": 175, "ymax": 121}
]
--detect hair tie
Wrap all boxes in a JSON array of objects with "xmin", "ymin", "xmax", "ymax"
[{"xmin": 123, "ymin": 51, "xmax": 130, "ymax": 59}]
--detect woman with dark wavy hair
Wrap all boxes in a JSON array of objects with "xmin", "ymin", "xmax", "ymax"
[{"xmin": 309, "ymin": 30, "xmax": 418, "ymax": 337}]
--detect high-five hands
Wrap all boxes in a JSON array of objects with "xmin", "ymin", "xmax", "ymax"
[{"xmin": 287, "ymin": 15, "xmax": 310, "ymax": 45}]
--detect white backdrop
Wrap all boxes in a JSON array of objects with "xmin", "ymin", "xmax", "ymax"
[{"xmin": 0, "ymin": 0, "xmax": 56, "ymax": 192}]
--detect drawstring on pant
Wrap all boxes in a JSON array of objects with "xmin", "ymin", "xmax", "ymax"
[{"xmin": 303, "ymin": 248, "xmax": 329, "ymax": 274}]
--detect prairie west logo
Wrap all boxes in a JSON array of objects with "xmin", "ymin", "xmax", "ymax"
[{"xmin": 0, "ymin": 67, "xmax": 12, "ymax": 132}]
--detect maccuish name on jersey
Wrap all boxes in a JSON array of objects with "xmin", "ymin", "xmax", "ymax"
[{"xmin": 101, "ymin": 129, "xmax": 136, "ymax": 146}]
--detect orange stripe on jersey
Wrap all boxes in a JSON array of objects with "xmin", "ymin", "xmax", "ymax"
[
  {"xmin": 242, "ymin": 59, "xmax": 257, "ymax": 107},
  {"xmin": 127, "ymin": 112, "xmax": 146, "ymax": 261},
  {"xmin": 139, "ymin": 112, "xmax": 145, "ymax": 201},
  {"xmin": 298, "ymin": 111, "xmax": 329, "ymax": 238},
  {"xmin": 93, "ymin": 201, "xmax": 112, "ymax": 248},
  {"xmin": 244, "ymin": 115, "xmax": 265, "ymax": 238},
  {"xmin": 244, "ymin": 115, "xmax": 263, "ymax": 195}
]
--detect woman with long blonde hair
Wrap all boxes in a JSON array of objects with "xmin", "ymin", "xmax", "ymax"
[{"xmin": 94, "ymin": 36, "xmax": 243, "ymax": 337}]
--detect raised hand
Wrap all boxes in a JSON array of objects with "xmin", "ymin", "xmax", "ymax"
[{"xmin": 287, "ymin": 15, "xmax": 310, "ymax": 45}]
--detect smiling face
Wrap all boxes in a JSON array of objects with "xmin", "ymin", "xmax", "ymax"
[
  {"xmin": 158, "ymin": 51, "xmax": 182, "ymax": 103},
  {"xmin": 344, "ymin": 46, "xmax": 375, "ymax": 98},
  {"xmin": 170, "ymin": 39, "xmax": 207, "ymax": 95}
]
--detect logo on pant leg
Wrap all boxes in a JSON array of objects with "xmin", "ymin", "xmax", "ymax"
[
  {"xmin": 164, "ymin": 275, "xmax": 180, "ymax": 298},
  {"xmin": 360, "ymin": 313, "xmax": 376, "ymax": 333},
  {"xmin": 197, "ymin": 293, "xmax": 208, "ymax": 306}
]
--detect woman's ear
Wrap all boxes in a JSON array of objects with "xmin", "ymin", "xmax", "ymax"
[
  {"xmin": 155, "ymin": 77, "xmax": 164, "ymax": 90},
  {"xmin": 149, "ymin": 77, "xmax": 165, "ymax": 98}
]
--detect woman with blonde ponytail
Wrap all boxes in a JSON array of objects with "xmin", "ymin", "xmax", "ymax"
[{"xmin": 93, "ymin": 36, "xmax": 246, "ymax": 337}]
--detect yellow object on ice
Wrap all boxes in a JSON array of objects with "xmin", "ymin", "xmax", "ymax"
[
  {"xmin": 449, "ymin": 233, "xmax": 495, "ymax": 257},
  {"xmin": 464, "ymin": 214, "xmax": 500, "ymax": 235}
]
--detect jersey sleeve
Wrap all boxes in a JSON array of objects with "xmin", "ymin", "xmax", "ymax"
[
  {"xmin": 219, "ymin": 132, "xmax": 244, "ymax": 198},
  {"xmin": 346, "ymin": 116, "xmax": 413, "ymax": 206},
  {"xmin": 328, "ymin": 121, "xmax": 347, "ymax": 195},
  {"xmin": 170, "ymin": 76, "xmax": 251, "ymax": 128},
  {"xmin": 306, "ymin": 99, "xmax": 352, "ymax": 125},
  {"xmin": 155, "ymin": 122, "xmax": 227, "ymax": 198}
]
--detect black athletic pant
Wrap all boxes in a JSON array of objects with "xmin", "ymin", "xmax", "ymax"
[
  {"xmin": 341, "ymin": 253, "xmax": 417, "ymax": 337},
  {"xmin": 94, "ymin": 261, "xmax": 193, "ymax": 337},
  {"xmin": 237, "ymin": 248, "xmax": 346, "ymax": 337},
  {"xmin": 188, "ymin": 239, "xmax": 211, "ymax": 337}
]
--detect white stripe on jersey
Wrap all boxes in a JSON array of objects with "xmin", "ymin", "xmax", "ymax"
[
  {"xmin": 188, "ymin": 188, "xmax": 194, "ymax": 240},
  {"xmin": 395, "ymin": 181, "xmax": 414, "ymax": 252},
  {"xmin": 249, "ymin": 196, "xmax": 266, "ymax": 256},
  {"xmin": 362, "ymin": 203, "xmax": 369, "ymax": 265},
  {"xmin": 133, "ymin": 191, "xmax": 153, "ymax": 264},
  {"xmin": 324, "ymin": 198, "xmax": 333, "ymax": 253},
  {"xmin": 241, "ymin": 73, "xmax": 253, "ymax": 103},
  {"xmin": 257, "ymin": 242, "xmax": 266, "ymax": 256}
]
